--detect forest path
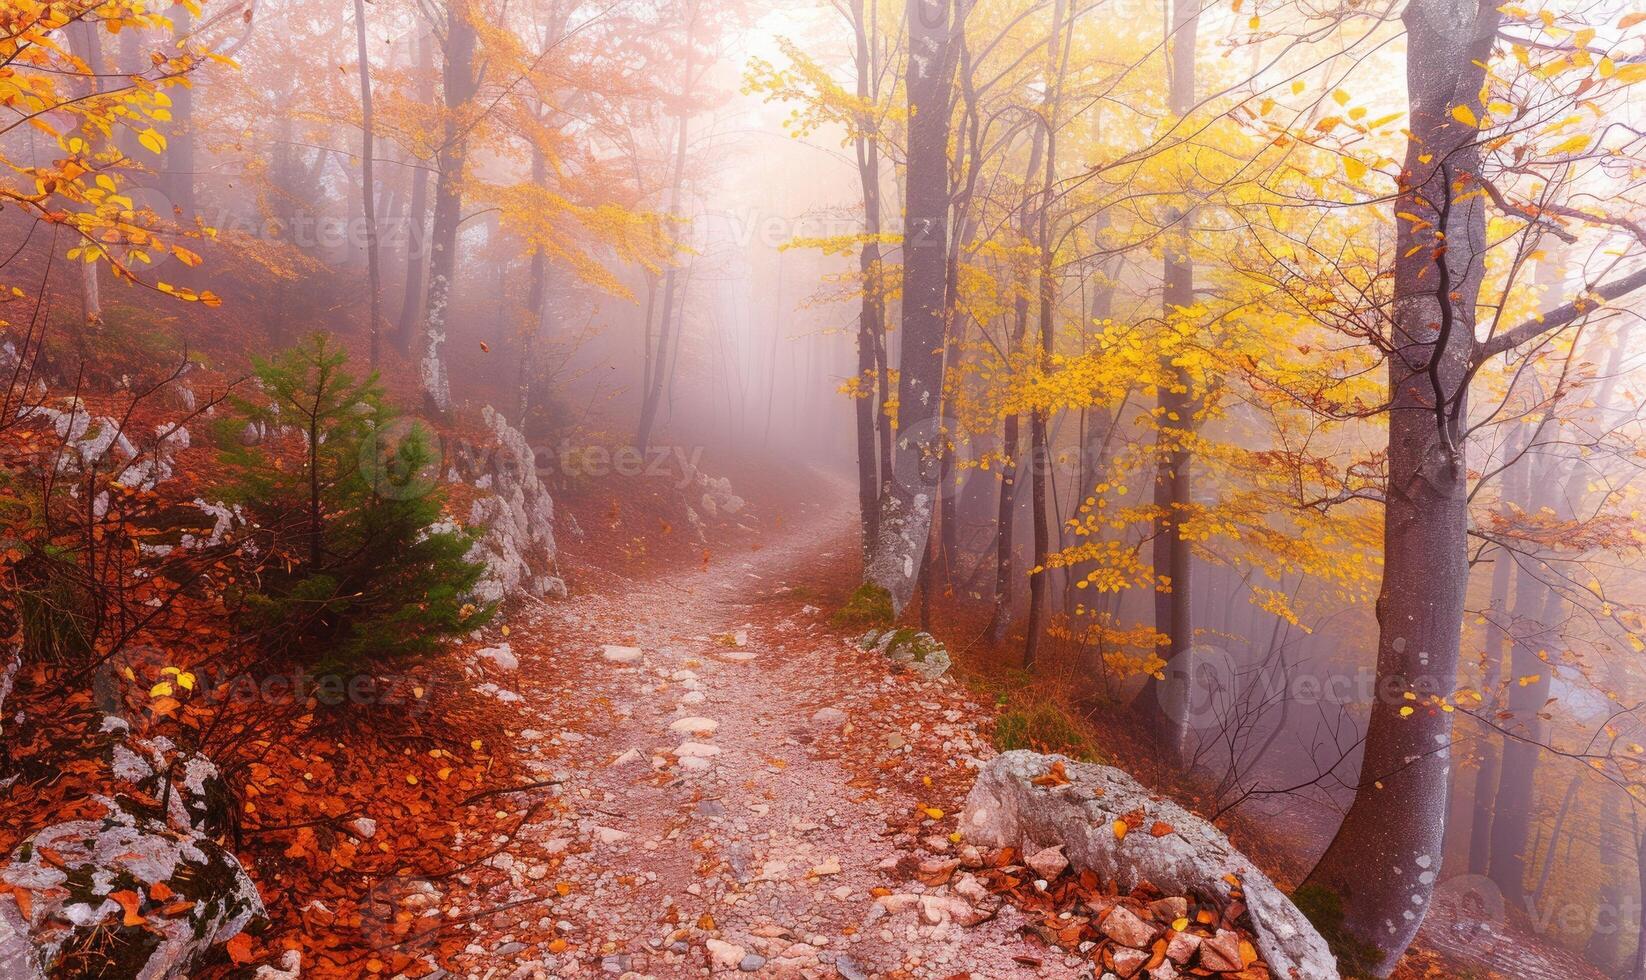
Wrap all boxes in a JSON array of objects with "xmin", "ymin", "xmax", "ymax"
[{"xmin": 434, "ymin": 489, "xmax": 1056, "ymax": 979}]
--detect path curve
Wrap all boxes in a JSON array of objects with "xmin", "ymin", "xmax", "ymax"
[{"xmin": 427, "ymin": 492, "xmax": 1063, "ymax": 979}]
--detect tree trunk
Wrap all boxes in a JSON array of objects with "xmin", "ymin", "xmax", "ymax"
[
  {"xmin": 988, "ymin": 113, "xmax": 1048, "ymax": 643},
  {"xmin": 636, "ymin": 2, "xmax": 699, "ymax": 453},
  {"xmin": 65, "ymin": 17, "xmax": 106, "ymax": 325},
  {"xmin": 1465, "ymin": 473, "xmax": 1518, "ymax": 875},
  {"xmin": 1584, "ymin": 784, "xmax": 1627, "ymax": 970},
  {"xmin": 1065, "ymin": 258, "xmax": 1120, "ymax": 615},
  {"xmin": 1300, "ymin": 1, "xmax": 1498, "ymax": 972},
  {"xmin": 863, "ymin": 0, "xmax": 964, "ymax": 613},
  {"xmin": 420, "ymin": 0, "xmax": 479, "ymax": 414},
  {"xmin": 1023, "ymin": 0, "xmax": 1069, "ymax": 670},
  {"xmin": 1485, "ymin": 532, "xmax": 1562, "ymax": 905},
  {"xmin": 1488, "ymin": 330, "xmax": 1624, "ymax": 902},
  {"xmin": 1528, "ymin": 774, "xmax": 1581, "ymax": 913},
  {"xmin": 515, "ymin": 131, "xmax": 554, "ymax": 422},
  {"xmin": 354, "ymin": 0, "xmax": 383, "ymax": 368},
  {"xmin": 164, "ymin": 3, "xmax": 196, "ymax": 217},
  {"xmin": 1631, "ymin": 824, "xmax": 1646, "ymax": 980},
  {"xmin": 850, "ymin": 0, "xmax": 884, "ymax": 562},
  {"xmin": 397, "ymin": 27, "xmax": 435, "ymax": 352},
  {"xmin": 1141, "ymin": 0, "xmax": 1200, "ymax": 764}
]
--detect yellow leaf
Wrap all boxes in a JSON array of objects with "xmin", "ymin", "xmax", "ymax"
[
  {"xmin": 138, "ymin": 128, "xmax": 167, "ymax": 154},
  {"xmin": 149, "ymin": 681, "xmax": 174, "ymax": 698},
  {"xmin": 1343, "ymin": 157, "xmax": 1368, "ymax": 182},
  {"xmin": 1548, "ymin": 133, "xmax": 1592, "ymax": 155},
  {"xmin": 1450, "ymin": 104, "xmax": 1479, "ymax": 128}
]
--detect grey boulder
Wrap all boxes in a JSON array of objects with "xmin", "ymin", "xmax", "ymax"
[{"xmin": 960, "ymin": 750, "xmax": 1337, "ymax": 980}]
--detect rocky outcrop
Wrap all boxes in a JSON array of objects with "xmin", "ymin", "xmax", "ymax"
[
  {"xmin": 0, "ymin": 645, "xmax": 18, "ymax": 733},
  {"xmin": 858, "ymin": 627, "xmax": 952, "ymax": 680},
  {"xmin": 16, "ymin": 401, "xmax": 189, "ymax": 490},
  {"xmin": 0, "ymin": 801, "xmax": 263, "ymax": 980},
  {"xmin": 2, "ymin": 648, "xmax": 261, "ymax": 978},
  {"xmin": 960, "ymin": 751, "xmax": 1338, "ymax": 980},
  {"xmin": 462, "ymin": 407, "xmax": 566, "ymax": 605},
  {"xmin": 107, "ymin": 731, "xmax": 234, "ymax": 839},
  {"xmin": 678, "ymin": 458, "xmax": 745, "ymax": 529}
]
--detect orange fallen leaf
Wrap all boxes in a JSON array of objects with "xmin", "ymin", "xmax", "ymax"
[
  {"xmin": 1112, "ymin": 820, "xmax": 1129, "ymax": 843},
  {"xmin": 110, "ymin": 889, "xmax": 144, "ymax": 927},
  {"xmin": 225, "ymin": 933, "xmax": 255, "ymax": 965},
  {"xmin": 1031, "ymin": 761, "xmax": 1071, "ymax": 788}
]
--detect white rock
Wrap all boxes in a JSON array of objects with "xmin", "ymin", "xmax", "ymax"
[
  {"xmin": 669, "ymin": 717, "xmax": 719, "ymax": 735},
  {"xmin": 253, "ymin": 950, "xmax": 302, "ymax": 980},
  {"xmin": 961, "ymin": 751, "xmax": 1338, "ymax": 979},
  {"xmin": 811, "ymin": 707, "xmax": 848, "ymax": 727},
  {"xmin": 808, "ymin": 857, "xmax": 842, "ymax": 877},
  {"xmin": 476, "ymin": 643, "xmax": 518, "ymax": 671},
  {"xmin": 1026, "ymin": 844, "xmax": 1069, "ymax": 880},
  {"xmin": 706, "ymin": 939, "xmax": 746, "ymax": 970},
  {"xmin": 603, "ymin": 645, "xmax": 642, "ymax": 664},
  {"xmin": 462, "ymin": 408, "xmax": 562, "ymax": 606}
]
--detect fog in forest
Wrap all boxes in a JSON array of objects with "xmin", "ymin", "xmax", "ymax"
[{"xmin": 3, "ymin": 0, "xmax": 1646, "ymax": 978}]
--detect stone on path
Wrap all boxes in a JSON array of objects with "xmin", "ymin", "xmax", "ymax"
[
  {"xmin": 810, "ymin": 707, "xmax": 847, "ymax": 727},
  {"xmin": 476, "ymin": 643, "xmax": 518, "ymax": 671},
  {"xmin": 669, "ymin": 716, "xmax": 719, "ymax": 735},
  {"xmin": 706, "ymin": 939, "xmax": 746, "ymax": 970},
  {"xmin": 592, "ymin": 826, "xmax": 630, "ymax": 845},
  {"xmin": 1025, "ymin": 844, "xmax": 1068, "ymax": 880},
  {"xmin": 602, "ymin": 645, "xmax": 642, "ymax": 664}
]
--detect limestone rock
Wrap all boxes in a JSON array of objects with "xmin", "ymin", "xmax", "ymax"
[
  {"xmin": 0, "ymin": 801, "xmax": 263, "ymax": 980},
  {"xmin": 476, "ymin": 642, "xmax": 519, "ymax": 672},
  {"xmin": 960, "ymin": 751, "xmax": 1337, "ymax": 980},
  {"xmin": 857, "ymin": 627, "xmax": 951, "ymax": 680},
  {"xmin": 706, "ymin": 939, "xmax": 746, "ymax": 970},
  {"xmin": 462, "ymin": 407, "xmax": 564, "ymax": 605}
]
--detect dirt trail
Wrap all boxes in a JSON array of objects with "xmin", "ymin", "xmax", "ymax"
[{"xmin": 427, "ymin": 494, "xmax": 1059, "ymax": 979}]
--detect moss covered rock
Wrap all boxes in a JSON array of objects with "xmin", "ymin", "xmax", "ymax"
[
  {"xmin": 858, "ymin": 627, "xmax": 952, "ymax": 680},
  {"xmin": 0, "ymin": 799, "xmax": 264, "ymax": 980}
]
